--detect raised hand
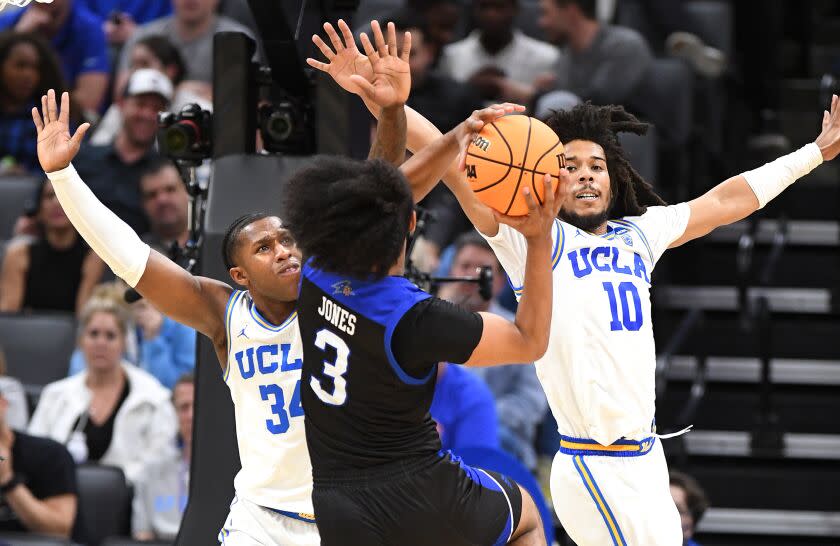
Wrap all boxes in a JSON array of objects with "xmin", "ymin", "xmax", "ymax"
[
  {"xmin": 31, "ymin": 89, "xmax": 90, "ymax": 173},
  {"xmin": 815, "ymin": 94, "xmax": 840, "ymax": 161},
  {"xmin": 354, "ymin": 20, "xmax": 412, "ymax": 108},
  {"xmin": 307, "ymin": 19, "xmax": 374, "ymax": 98},
  {"xmin": 494, "ymin": 170, "xmax": 570, "ymax": 241},
  {"xmin": 454, "ymin": 103, "xmax": 526, "ymax": 171}
]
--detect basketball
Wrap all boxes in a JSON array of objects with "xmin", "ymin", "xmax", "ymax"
[{"xmin": 465, "ymin": 115, "xmax": 565, "ymax": 216}]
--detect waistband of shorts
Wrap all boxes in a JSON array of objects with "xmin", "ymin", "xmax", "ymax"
[
  {"xmin": 558, "ymin": 434, "xmax": 656, "ymax": 457},
  {"xmin": 264, "ymin": 507, "xmax": 317, "ymax": 524},
  {"xmin": 313, "ymin": 453, "xmax": 440, "ymax": 487}
]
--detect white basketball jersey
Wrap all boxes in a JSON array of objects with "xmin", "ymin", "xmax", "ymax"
[
  {"xmin": 223, "ymin": 290, "xmax": 313, "ymax": 515},
  {"xmin": 484, "ymin": 204, "xmax": 690, "ymax": 446}
]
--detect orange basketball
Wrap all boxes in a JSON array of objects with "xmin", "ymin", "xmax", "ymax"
[{"xmin": 465, "ymin": 115, "xmax": 564, "ymax": 216}]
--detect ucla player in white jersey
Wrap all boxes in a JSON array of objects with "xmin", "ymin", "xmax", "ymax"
[
  {"xmin": 29, "ymin": 90, "xmax": 319, "ymax": 545},
  {"xmin": 309, "ymin": 23, "xmax": 840, "ymax": 545}
]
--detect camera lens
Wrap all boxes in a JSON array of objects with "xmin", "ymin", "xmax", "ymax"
[
  {"xmin": 162, "ymin": 122, "xmax": 199, "ymax": 155},
  {"xmin": 265, "ymin": 110, "xmax": 294, "ymax": 141}
]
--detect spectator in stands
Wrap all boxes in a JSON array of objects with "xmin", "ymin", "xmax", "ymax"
[
  {"xmin": 438, "ymin": 232, "xmax": 548, "ymax": 470},
  {"xmin": 670, "ymin": 470, "xmax": 710, "ymax": 546},
  {"xmin": 0, "ymin": 31, "xmax": 69, "ymax": 175},
  {"xmin": 0, "ymin": 179, "xmax": 104, "ymax": 313},
  {"xmin": 117, "ymin": 0, "xmax": 259, "ymax": 87},
  {"xmin": 407, "ymin": 0, "xmax": 461, "ymax": 59},
  {"xmin": 439, "ymin": 0, "xmax": 558, "ymax": 104},
  {"xmin": 538, "ymin": 0, "xmax": 653, "ymax": 106},
  {"xmin": 0, "ymin": 383, "xmax": 80, "ymax": 540},
  {"xmin": 132, "ymin": 372, "xmax": 193, "ymax": 541},
  {"xmin": 0, "ymin": 346, "xmax": 28, "ymax": 430},
  {"xmin": 29, "ymin": 298, "xmax": 176, "ymax": 484},
  {"xmin": 91, "ymin": 35, "xmax": 196, "ymax": 146},
  {"xmin": 73, "ymin": 68, "xmax": 171, "ymax": 234},
  {"xmin": 78, "ymin": 0, "xmax": 172, "ymax": 47},
  {"xmin": 140, "ymin": 158, "xmax": 190, "ymax": 251},
  {"xmin": 0, "ymin": 0, "xmax": 109, "ymax": 114},
  {"xmin": 430, "ymin": 362, "xmax": 499, "ymax": 453}
]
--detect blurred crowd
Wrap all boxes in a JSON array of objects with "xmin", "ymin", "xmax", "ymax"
[{"xmin": 0, "ymin": 0, "xmax": 760, "ymax": 543}]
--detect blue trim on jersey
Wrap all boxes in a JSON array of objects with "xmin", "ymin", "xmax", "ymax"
[
  {"xmin": 303, "ymin": 264, "xmax": 434, "ymax": 385},
  {"xmin": 511, "ymin": 219, "xmax": 563, "ymax": 298},
  {"xmin": 248, "ymin": 296, "xmax": 298, "ymax": 333},
  {"xmin": 612, "ymin": 219, "xmax": 653, "ymax": 264},
  {"xmin": 559, "ymin": 434, "xmax": 656, "ymax": 457},
  {"xmin": 265, "ymin": 507, "xmax": 317, "ymax": 524},
  {"xmin": 223, "ymin": 290, "xmax": 245, "ymax": 382},
  {"xmin": 573, "ymin": 456, "xmax": 627, "ymax": 546}
]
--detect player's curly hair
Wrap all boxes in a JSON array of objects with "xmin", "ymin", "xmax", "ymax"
[
  {"xmin": 282, "ymin": 156, "xmax": 414, "ymax": 279},
  {"xmin": 544, "ymin": 103, "xmax": 666, "ymax": 218}
]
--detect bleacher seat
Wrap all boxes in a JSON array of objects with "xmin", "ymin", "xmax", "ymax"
[
  {"xmin": 0, "ymin": 313, "xmax": 76, "ymax": 388},
  {"xmin": 0, "ymin": 533, "xmax": 77, "ymax": 545},
  {"xmin": 619, "ymin": 124, "xmax": 658, "ymax": 184},
  {"xmin": 76, "ymin": 464, "xmax": 132, "ymax": 546},
  {"xmin": 0, "ymin": 176, "xmax": 39, "ymax": 240},
  {"xmin": 455, "ymin": 447, "xmax": 556, "ymax": 545}
]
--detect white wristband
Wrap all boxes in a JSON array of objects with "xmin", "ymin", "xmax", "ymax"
[
  {"xmin": 47, "ymin": 164, "xmax": 150, "ymax": 287},
  {"xmin": 743, "ymin": 143, "xmax": 824, "ymax": 209}
]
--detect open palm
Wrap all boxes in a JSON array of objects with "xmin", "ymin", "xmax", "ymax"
[
  {"xmin": 355, "ymin": 20, "xmax": 411, "ymax": 108},
  {"xmin": 815, "ymin": 94, "xmax": 840, "ymax": 161},
  {"xmin": 31, "ymin": 89, "xmax": 89, "ymax": 173},
  {"xmin": 308, "ymin": 19, "xmax": 374, "ymax": 98}
]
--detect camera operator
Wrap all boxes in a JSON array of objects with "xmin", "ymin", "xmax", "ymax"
[
  {"xmin": 437, "ymin": 231, "xmax": 548, "ymax": 471},
  {"xmin": 72, "ymin": 68, "xmax": 172, "ymax": 234}
]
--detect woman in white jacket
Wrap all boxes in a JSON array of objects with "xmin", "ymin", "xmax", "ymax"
[{"xmin": 29, "ymin": 298, "xmax": 176, "ymax": 484}]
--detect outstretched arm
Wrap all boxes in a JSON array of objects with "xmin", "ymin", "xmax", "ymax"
[
  {"xmin": 33, "ymin": 91, "xmax": 231, "ymax": 363},
  {"xmin": 671, "ymin": 95, "xmax": 840, "ymax": 248}
]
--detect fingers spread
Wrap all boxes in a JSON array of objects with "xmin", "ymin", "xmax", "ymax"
[
  {"xmin": 31, "ymin": 107, "xmax": 43, "ymax": 133},
  {"xmin": 338, "ymin": 19, "xmax": 356, "ymax": 50},
  {"xmin": 312, "ymin": 34, "xmax": 335, "ymax": 60},
  {"xmin": 359, "ymin": 32, "xmax": 378, "ymax": 59},
  {"xmin": 400, "ymin": 31, "xmax": 412, "ymax": 62},
  {"xmin": 306, "ymin": 58, "xmax": 329, "ymax": 72},
  {"xmin": 323, "ymin": 22, "xmax": 344, "ymax": 52}
]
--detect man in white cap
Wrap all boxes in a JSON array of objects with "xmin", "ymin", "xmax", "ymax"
[{"xmin": 71, "ymin": 68, "xmax": 173, "ymax": 234}]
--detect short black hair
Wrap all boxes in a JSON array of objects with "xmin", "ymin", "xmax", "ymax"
[
  {"xmin": 554, "ymin": 0, "xmax": 596, "ymax": 18},
  {"xmin": 140, "ymin": 156, "xmax": 178, "ymax": 184},
  {"xmin": 282, "ymin": 156, "xmax": 413, "ymax": 279},
  {"xmin": 670, "ymin": 471, "xmax": 710, "ymax": 525},
  {"xmin": 134, "ymin": 34, "xmax": 186, "ymax": 86},
  {"xmin": 451, "ymin": 230, "xmax": 500, "ymax": 271},
  {"xmin": 544, "ymin": 103, "xmax": 666, "ymax": 218},
  {"xmin": 389, "ymin": 7, "xmax": 429, "ymax": 37},
  {"xmin": 222, "ymin": 212, "xmax": 271, "ymax": 270}
]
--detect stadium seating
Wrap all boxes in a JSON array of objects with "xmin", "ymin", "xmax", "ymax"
[
  {"xmin": 0, "ymin": 176, "xmax": 39, "ymax": 241},
  {"xmin": 0, "ymin": 313, "xmax": 76, "ymax": 388},
  {"xmin": 76, "ymin": 464, "xmax": 132, "ymax": 546}
]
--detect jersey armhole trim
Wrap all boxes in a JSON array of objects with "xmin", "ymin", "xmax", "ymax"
[
  {"xmin": 511, "ymin": 219, "xmax": 563, "ymax": 299},
  {"xmin": 223, "ymin": 290, "xmax": 245, "ymax": 382},
  {"xmin": 383, "ymin": 294, "xmax": 436, "ymax": 386}
]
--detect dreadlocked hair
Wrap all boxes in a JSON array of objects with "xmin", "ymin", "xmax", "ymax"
[
  {"xmin": 282, "ymin": 156, "xmax": 414, "ymax": 279},
  {"xmin": 544, "ymin": 103, "xmax": 666, "ymax": 218}
]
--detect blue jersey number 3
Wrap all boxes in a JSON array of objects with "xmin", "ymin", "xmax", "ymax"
[
  {"xmin": 602, "ymin": 281, "xmax": 643, "ymax": 331},
  {"xmin": 259, "ymin": 380, "xmax": 304, "ymax": 435}
]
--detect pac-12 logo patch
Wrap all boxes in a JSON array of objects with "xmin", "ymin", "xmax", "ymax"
[
  {"xmin": 332, "ymin": 280, "xmax": 355, "ymax": 297},
  {"xmin": 614, "ymin": 226, "xmax": 633, "ymax": 247}
]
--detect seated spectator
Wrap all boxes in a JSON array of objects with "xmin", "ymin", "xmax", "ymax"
[
  {"xmin": 0, "ymin": 31, "xmax": 69, "ymax": 175},
  {"xmin": 132, "ymin": 372, "xmax": 192, "ymax": 541},
  {"xmin": 117, "ymin": 0, "xmax": 260, "ymax": 87},
  {"xmin": 670, "ymin": 471, "xmax": 710, "ymax": 546},
  {"xmin": 140, "ymin": 158, "xmax": 190, "ymax": 251},
  {"xmin": 74, "ymin": 68, "xmax": 171, "ymax": 234},
  {"xmin": 439, "ymin": 0, "xmax": 559, "ymax": 103},
  {"xmin": 430, "ymin": 362, "xmax": 499, "ymax": 453},
  {"xmin": 92, "ymin": 35, "xmax": 211, "ymax": 146},
  {"xmin": 0, "ymin": 179, "xmax": 105, "ymax": 313},
  {"xmin": 29, "ymin": 298, "xmax": 176, "ymax": 484},
  {"xmin": 538, "ymin": 0, "xmax": 653, "ymax": 106},
  {"xmin": 0, "ymin": 384, "xmax": 81, "ymax": 541},
  {"xmin": 438, "ymin": 232, "xmax": 548, "ymax": 470},
  {"xmin": 0, "ymin": 0, "xmax": 109, "ymax": 114},
  {"xmin": 77, "ymin": 0, "xmax": 172, "ymax": 47},
  {"xmin": 0, "ymin": 346, "xmax": 28, "ymax": 430}
]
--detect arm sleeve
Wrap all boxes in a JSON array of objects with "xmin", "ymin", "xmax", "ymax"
[
  {"xmin": 131, "ymin": 470, "xmax": 151, "ymax": 535},
  {"xmin": 140, "ymin": 318, "xmax": 197, "ymax": 389},
  {"xmin": 391, "ymin": 298, "xmax": 484, "ymax": 375},
  {"xmin": 623, "ymin": 203, "xmax": 691, "ymax": 266}
]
